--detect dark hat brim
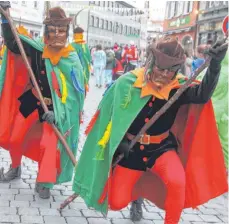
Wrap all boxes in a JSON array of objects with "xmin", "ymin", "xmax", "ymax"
[{"xmin": 43, "ymin": 17, "xmax": 72, "ymax": 26}]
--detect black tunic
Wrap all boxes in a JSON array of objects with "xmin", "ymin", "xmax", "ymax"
[
  {"xmin": 1, "ymin": 17, "xmax": 53, "ymax": 121},
  {"xmin": 118, "ymin": 61, "xmax": 221, "ymax": 171}
]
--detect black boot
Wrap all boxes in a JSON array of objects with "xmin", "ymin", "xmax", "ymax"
[
  {"xmin": 0, "ymin": 165, "xmax": 21, "ymax": 182},
  {"xmin": 35, "ymin": 183, "xmax": 51, "ymax": 199},
  {"xmin": 130, "ymin": 198, "xmax": 144, "ymax": 221}
]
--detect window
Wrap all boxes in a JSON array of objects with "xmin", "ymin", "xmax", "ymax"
[
  {"xmin": 100, "ymin": 19, "xmax": 104, "ymax": 29},
  {"xmin": 34, "ymin": 1, "xmax": 38, "ymax": 9},
  {"xmin": 170, "ymin": 2, "xmax": 176, "ymax": 17},
  {"xmin": 164, "ymin": 2, "xmax": 169, "ymax": 19},
  {"xmin": 183, "ymin": 1, "xmax": 192, "ymax": 14},
  {"xmin": 109, "ymin": 21, "xmax": 113, "ymax": 31},
  {"xmin": 176, "ymin": 1, "xmax": 184, "ymax": 16},
  {"xmin": 167, "ymin": 2, "xmax": 174, "ymax": 18},
  {"xmin": 105, "ymin": 20, "xmax": 108, "ymax": 30},
  {"xmin": 21, "ymin": 1, "xmax": 26, "ymax": 6},
  {"xmin": 95, "ymin": 17, "xmax": 99, "ymax": 27},
  {"xmin": 124, "ymin": 25, "xmax": 127, "ymax": 35},
  {"xmin": 120, "ymin": 24, "xmax": 123, "ymax": 34},
  {"xmin": 114, "ymin": 22, "xmax": 119, "ymax": 33},
  {"xmin": 199, "ymin": 1, "xmax": 207, "ymax": 10},
  {"xmin": 209, "ymin": 1, "xmax": 214, "ymax": 8},
  {"xmin": 90, "ymin": 15, "xmax": 94, "ymax": 26}
]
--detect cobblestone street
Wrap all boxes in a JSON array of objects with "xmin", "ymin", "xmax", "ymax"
[{"xmin": 0, "ymin": 76, "xmax": 228, "ymax": 224}]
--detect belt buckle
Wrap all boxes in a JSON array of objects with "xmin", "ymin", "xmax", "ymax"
[{"xmin": 140, "ymin": 134, "xmax": 150, "ymax": 145}]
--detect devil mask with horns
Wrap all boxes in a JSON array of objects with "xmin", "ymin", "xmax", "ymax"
[
  {"xmin": 43, "ymin": 7, "xmax": 72, "ymax": 50},
  {"xmin": 145, "ymin": 37, "xmax": 185, "ymax": 90}
]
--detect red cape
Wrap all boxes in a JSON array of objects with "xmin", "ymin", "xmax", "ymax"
[
  {"xmin": 0, "ymin": 51, "xmax": 58, "ymax": 183},
  {"xmin": 129, "ymin": 103, "xmax": 228, "ymax": 208}
]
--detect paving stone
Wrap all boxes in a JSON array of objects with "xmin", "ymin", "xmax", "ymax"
[
  {"xmin": 183, "ymin": 208, "xmax": 201, "ymax": 214},
  {"xmin": 181, "ymin": 214, "xmax": 203, "ymax": 221},
  {"xmin": 0, "ymin": 189, "xmax": 19, "ymax": 194},
  {"xmin": 24, "ymin": 178, "xmax": 36, "ymax": 184},
  {"xmin": 82, "ymin": 209, "xmax": 104, "ymax": 218},
  {"xmin": 88, "ymin": 218, "xmax": 111, "ymax": 224},
  {"xmin": 145, "ymin": 205, "xmax": 163, "ymax": 213},
  {"xmin": 50, "ymin": 190, "xmax": 62, "ymax": 196},
  {"xmin": 30, "ymin": 201, "xmax": 51, "ymax": 208},
  {"xmin": 0, "ymin": 194, "xmax": 15, "ymax": 200},
  {"xmin": 66, "ymin": 217, "xmax": 88, "ymax": 224},
  {"xmin": 53, "ymin": 195, "xmax": 69, "ymax": 202},
  {"xmin": 18, "ymin": 207, "xmax": 39, "ymax": 215},
  {"xmin": 73, "ymin": 196, "xmax": 85, "ymax": 203},
  {"xmin": 34, "ymin": 195, "xmax": 54, "ymax": 202},
  {"xmin": 21, "ymin": 215, "xmax": 44, "ymax": 224},
  {"xmin": 0, "ymin": 207, "xmax": 17, "ymax": 215},
  {"xmin": 53, "ymin": 185, "xmax": 67, "ymax": 191},
  {"xmin": 69, "ymin": 202, "xmax": 88, "ymax": 210},
  {"xmin": 217, "ymin": 215, "xmax": 228, "ymax": 223},
  {"xmin": 11, "ymin": 182, "xmax": 30, "ymax": 189},
  {"xmin": 10, "ymin": 200, "xmax": 30, "ymax": 208},
  {"xmin": 51, "ymin": 202, "xmax": 66, "ymax": 209},
  {"xmin": 21, "ymin": 174, "xmax": 30, "ymax": 179},
  {"xmin": 0, "ymin": 214, "xmax": 20, "ymax": 223},
  {"xmin": 215, "ymin": 208, "xmax": 228, "ymax": 216},
  {"xmin": 0, "ymin": 183, "xmax": 10, "ymax": 189},
  {"xmin": 39, "ymin": 208, "xmax": 61, "ymax": 216},
  {"xmin": 112, "ymin": 219, "xmax": 133, "ymax": 224},
  {"xmin": 19, "ymin": 189, "xmax": 36, "ymax": 195},
  {"xmin": 61, "ymin": 190, "xmax": 75, "ymax": 196},
  {"xmin": 61, "ymin": 209, "xmax": 82, "ymax": 217},
  {"xmin": 134, "ymin": 220, "xmax": 153, "ymax": 224},
  {"xmin": 15, "ymin": 194, "xmax": 34, "ymax": 201},
  {"xmin": 204, "ymin": 201, "xmax": 226, "ymax": 210},
  {"xmin": 107, "ymin": 211, "xmax": 123, "ymax": 218},
  {"xmin": 44, "ymin": 216, "xmax": 67, "ymax": 224},
  {"xmin": 142, "ymin": 211, "xmax": 163, "ymax": 220}
]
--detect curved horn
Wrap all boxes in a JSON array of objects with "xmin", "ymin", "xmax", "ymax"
[{"xmin": 73, "ymin": 8, "xmax": 86, "ymax": 30}]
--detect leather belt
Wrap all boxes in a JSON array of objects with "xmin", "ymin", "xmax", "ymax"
[{"xmin": 126, "ymin": 131, "xmax": 169, "ymax": 145}]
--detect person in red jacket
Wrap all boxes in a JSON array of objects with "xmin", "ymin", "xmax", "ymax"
[{"xmin": 124, "ymin": 41, "xmax": 139, "ymax": 72}]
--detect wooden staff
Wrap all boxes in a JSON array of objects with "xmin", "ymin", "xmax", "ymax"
[
  {"xmin": 0, "ymin": 7, "xmax": 77, "ymax": 166},
  {"xmin": 59, "ymin": 40, "xmax": 228, "ymax": 210}
]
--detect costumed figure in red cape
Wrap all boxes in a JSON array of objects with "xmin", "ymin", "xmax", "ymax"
[
  {"xmin": 0, "ymin": 2, "xmax": 85, "ymax": 199},
  {"xmin": 72, "ymin": 37, "xmax": 228, "ymax": 223},
  {"xmin": 123, "ymin": 40, "xmax": 139, "ymax": 73}
]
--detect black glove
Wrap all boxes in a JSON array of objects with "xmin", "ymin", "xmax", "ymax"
[
  {"xmin": 0, "ymin": 1, "xmax": 11, "ymax": 10},
  {"xmin": 205, "ymin": 38, "xmax": 228, "ymax": 63},
  {"xmin": 42, "ymin": 111, "xmax": 55, "ymax": 124},
  {"xmin": 116, "ymin": 138, "xmax": 131, "ymax": 159}
]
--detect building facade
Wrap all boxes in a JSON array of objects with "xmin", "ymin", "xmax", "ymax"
[
  {"xmin": 163, "ymin": 1, "xmax": 198, "ymax": 51},
  {"xmin": 147, "ymin": 1, "xmax": 165, "ymax": 43},
  {"xmin": 197, "ymin": 1, "xmax": 228, "ymax": 45},
  {"xmin": 1, "ymin": 1, "xmax": 44, "ymax": 38},
  {"xmin": 51, "ymin": 1, "xmax": 145, "ymax": 48}
]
